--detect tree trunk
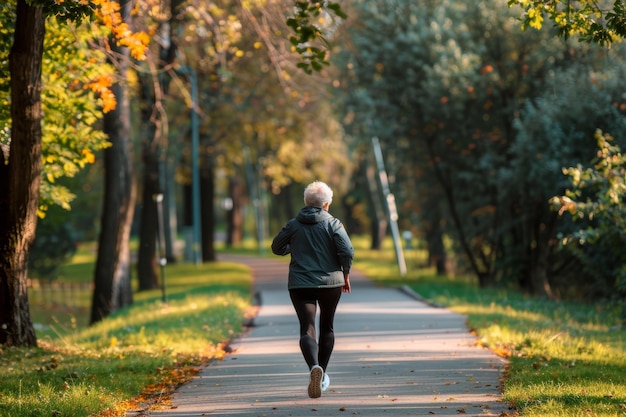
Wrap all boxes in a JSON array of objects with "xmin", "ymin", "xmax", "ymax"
[
  {"xmin": 136, "ymin": 0, "xmax": 182, "ymax": 288},
  {"xmin": 281, "ymin": 183, "xmax": 295, "ymax": 220},
  {"xmin": 0, "ymin": 0, "xmax": 44, "ymax": 346},
  {"xmin": 426, "ymin": 138, "xmax": 494, "ymax": 286},
  {"xmin": 200, "ymin": 158, "xmax": 215, "ymax": 261},
  {"xmin": 91, "ymin": 1, "xmax": 135, "ymax": 324},
  {"xmin": 426, "ymin": 219, "xmax": 447, "ymax": 275},
  {"xmin": 136, "ymin": 111, "xmax": 160, "ymax": 290},
  {"xmin": 424, "ymin": 210, "xmax": 447, "ymax": 275},
  {"xmin": 226, "ymin": 176, "xmax": 244, "ymax": 246},
  {"xmin": 366, "ymin": 161, "xmax": 386, "ymax": 250},
  {"xmin": 527, "ymin": 208, "xmax": 557, "ymax": 298}
]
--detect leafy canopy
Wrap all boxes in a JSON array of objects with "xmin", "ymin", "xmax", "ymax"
[{"xmin": 1, "ymin": 0, "xmax": 148, "ymax": 215}]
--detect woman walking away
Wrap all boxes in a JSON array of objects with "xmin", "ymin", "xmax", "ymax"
[{"xmin": 271, "ymin": 181, "xmax": 354, "ymax": 399}]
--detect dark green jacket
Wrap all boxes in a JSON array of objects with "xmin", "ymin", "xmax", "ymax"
[{"xmin": 271, "ymin": 206, "xmax": 354, "ymax": 290}]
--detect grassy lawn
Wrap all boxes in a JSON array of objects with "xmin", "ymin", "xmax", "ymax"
[
  {"xmin": 353, "ymin": 238, "xmax": 626, "ymax": 417},
  {"xmin": 2, "ymin": 244, "xmax": 253, "ymax": 417}
]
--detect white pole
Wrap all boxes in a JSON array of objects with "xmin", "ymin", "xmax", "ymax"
[{"xmin": 372, "ymin": 136, "xmax": 407, "ymax": 276}]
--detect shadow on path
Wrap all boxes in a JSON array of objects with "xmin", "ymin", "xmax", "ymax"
[{"xmin": 138, "ymin": 254, "xmax": 511, "ymax": 417}]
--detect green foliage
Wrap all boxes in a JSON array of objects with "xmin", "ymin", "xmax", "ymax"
[
  {"xmin": 554, "ymin": 131, "xmax": 626, "ymax": 238},
  {"xmin": 28, "ymin": 160, "xmax": 102, "ymax": 280},
  {"xmin": 38, "ymin": 17, "xmax": 112, "ymax": 214},
  {"xmin": 0, "ymin": 2, "xmax": 15, "ymax": 150},
  {"xmin": 35, "ymin": 0, "xmax": 95, "ymax": 20},
  {"xmin": 0, "ymin": 5, "xmax": 112, "ymax": 215},
  {"xmin": 28, "ymin": 208, "xmax": 78, "ymax": 280},
  {"xmin": 508, "ymin": 0, "xmax": 626, "ymax": 46},
  {"xmin": 334, "ymin": 0, "xmax": 626, "ymax": 298},
  {"xmin": 550, "ymin": 131, "xmax": 626, "ymax": 317},
  {"xmin": 286, "ymin": 1, "xmax": 345, "ymax": 74},
  {"xmin": 506, "ymin": 60, "xmax": 626, "ymax": 297},
  {"xmin": 336, "ymin": 0, "xmax": 550, "ymax": 284}
]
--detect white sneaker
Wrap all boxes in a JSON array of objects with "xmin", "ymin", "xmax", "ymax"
[
  {"xmin": 308, "ymin": 365, "xmax": 323, "ymax": 398},
  {"xmin": 321, "ymin": 373, "xmax": 330, "ymax": 392}
]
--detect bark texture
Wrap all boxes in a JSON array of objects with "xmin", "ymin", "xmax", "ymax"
[
  {"xmin": 0, "ymin": 0, "xmax": 44, "ymax": 346},
  {"xmin": 91, "ymin": 0, "xmax": 135, "ymax": 324}
]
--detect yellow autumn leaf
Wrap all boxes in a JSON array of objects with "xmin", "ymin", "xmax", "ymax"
[
  {"xmin": 528, "ymin": 8, "xmax": 544, "ymax": 29},
  {"xmin": 81, "ymin": 149, "xmax": 95, "ymax": 164}
]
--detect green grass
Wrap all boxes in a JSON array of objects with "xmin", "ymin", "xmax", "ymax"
[
  {"xmin": 2, "ymin": 248, "xmax": 253, "ymax": 417},
  {"xmin": 352, "ymin": 237, "xmax": 626, "ymax": 417}
]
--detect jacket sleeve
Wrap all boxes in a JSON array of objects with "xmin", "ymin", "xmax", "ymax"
[
  {"xmin": 271, "ymin": 220, "xmax": 293, "ymax": 256},
  {"xmin": 332, "ymin": 220, "xmax": 354, "ymax": 274}
]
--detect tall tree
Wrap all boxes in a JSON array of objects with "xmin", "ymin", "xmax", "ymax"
[
  {"xmin": 0, "ymin": 0, "xmax": 147, "ymax": 345},
  {"xmin": 136, "ymin": 0, "xmax": 184, "ymax": 289},
  {"xmin": 91, "ymin": 0, "xmax": 135, "ymax": 324},
  {"xmin": 0, "ymin": 0, "xmax": 44, "ymax": 346}
]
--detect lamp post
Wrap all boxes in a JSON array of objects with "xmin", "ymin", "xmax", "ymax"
[{"xmin": 154, "ymin": 193, "xmax": 167, "ymax": 303}]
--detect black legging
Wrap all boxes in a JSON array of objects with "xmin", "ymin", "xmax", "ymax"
[{"xmin": 289, "ymin": 287, "xmax": 342, "ymax": 372}]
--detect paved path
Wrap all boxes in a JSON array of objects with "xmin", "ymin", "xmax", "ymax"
[{"xmin": 142, "ymin": 254, "xmax": 510, "ymax": 417}]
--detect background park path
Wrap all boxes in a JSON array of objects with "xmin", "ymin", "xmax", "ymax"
[{"xmin": 139, "ymin": 254, "xmax": 512, "ymax": 417}]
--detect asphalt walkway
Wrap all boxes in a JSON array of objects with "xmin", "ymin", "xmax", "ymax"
[{"xmin": 141, "ymin": 254, "xmax": 511, "ymax": 417}]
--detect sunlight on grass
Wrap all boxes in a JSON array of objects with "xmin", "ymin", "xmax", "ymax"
[
  {"xmin": 407, "ymin": 279, "xmax": 626, "ymax": 417},
  {"xmin": 2, "ymin": 247, "xmax": 253, "ymax": 417},
  {"xmin": 70, "ymin": 292, "xmax": 248, "ymax": 355},
  {"xmin": 0, "ymin": 344, "xmax": 168, "ymax": 417},
  {"xmin": 350, "ymin": 237, "xmax": 626, "ymax": 417}
]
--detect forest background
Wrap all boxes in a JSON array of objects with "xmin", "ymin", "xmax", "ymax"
[{"xmin": 1, "ymin": 0, "xmax": 626, "ymax": 348}]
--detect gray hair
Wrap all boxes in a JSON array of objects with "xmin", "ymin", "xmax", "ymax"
[{"xmin": 304, "ymin": 181, "xmax": 333, "ymax": 207}]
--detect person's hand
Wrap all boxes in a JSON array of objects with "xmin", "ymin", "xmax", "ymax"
[{"xmin": 342, "ymin": 274, "xmax": 351, "ymax": 293}]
